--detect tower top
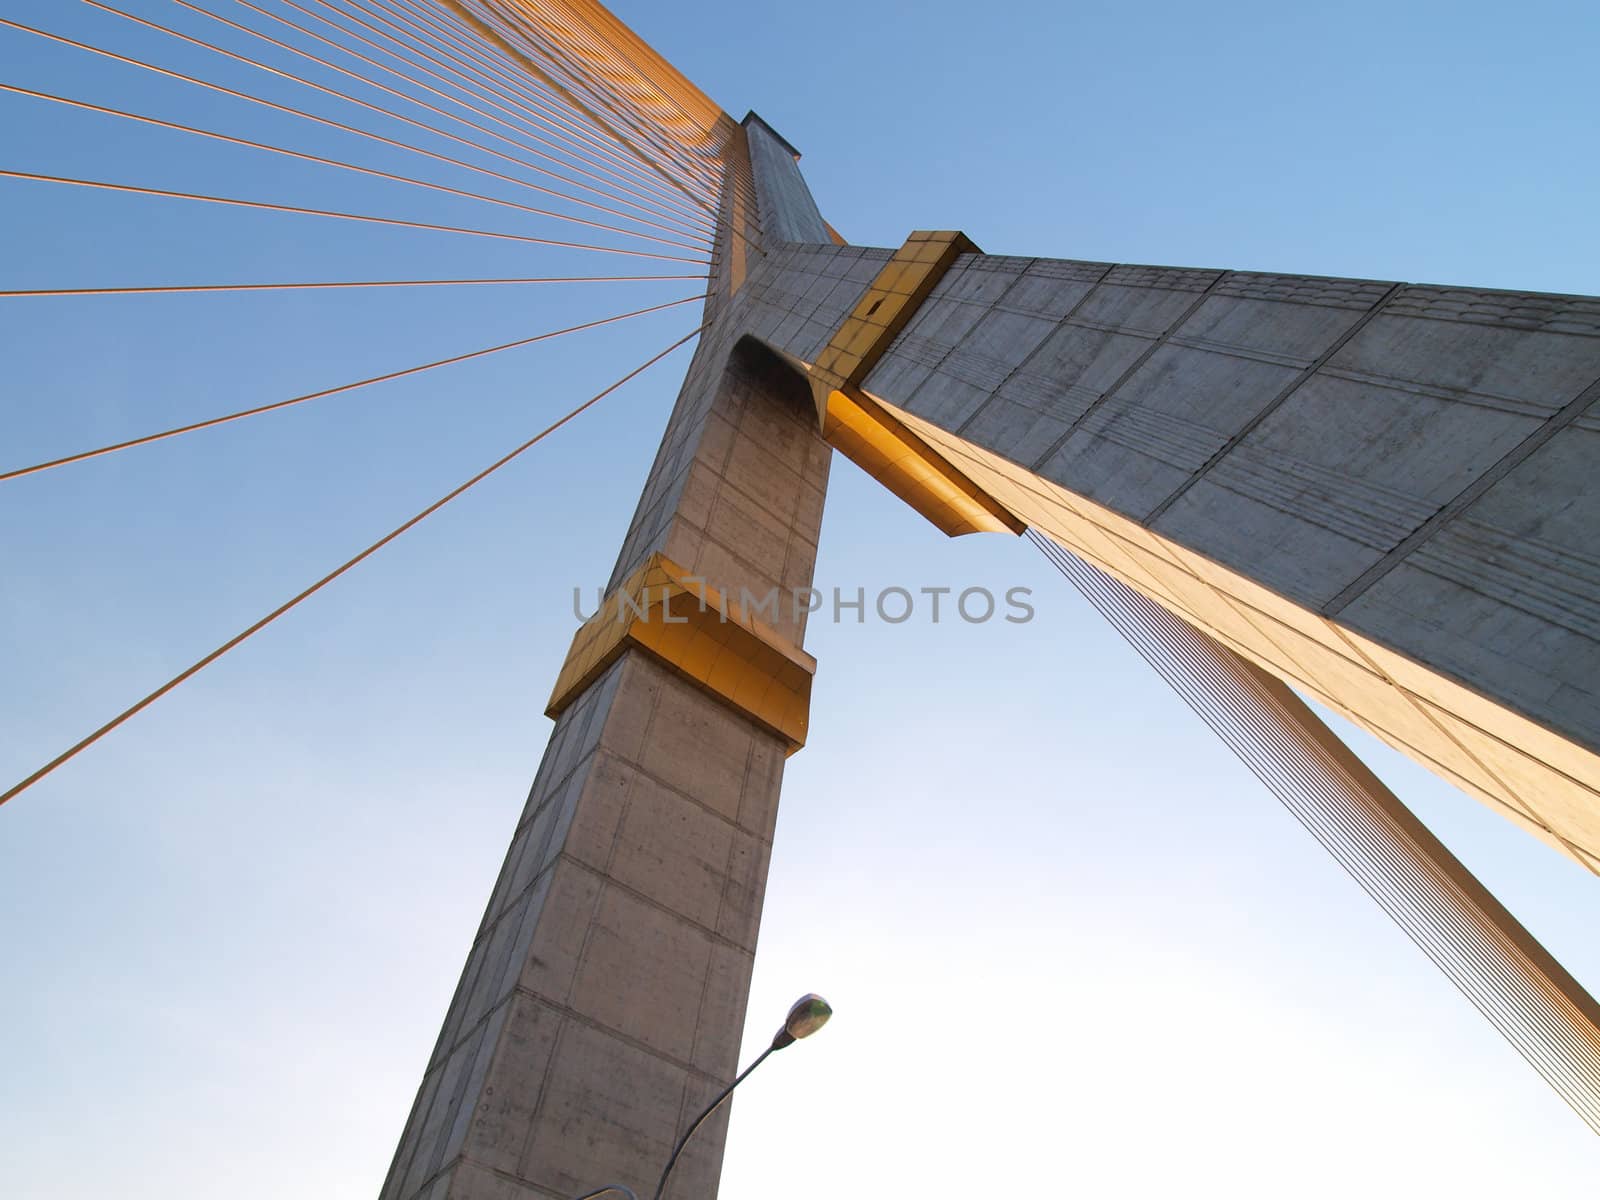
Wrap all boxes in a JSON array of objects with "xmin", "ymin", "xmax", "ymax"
[{"xmin": 741, "ymin": 110, "xmax": 804, "ymax": 159}]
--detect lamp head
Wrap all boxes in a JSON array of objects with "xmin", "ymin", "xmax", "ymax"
[{"xmin": 770, "ymin": 993, "xmax": 832, "ymax": 1050}]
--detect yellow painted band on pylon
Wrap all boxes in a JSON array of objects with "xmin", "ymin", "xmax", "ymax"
[
  {"xmin": 810, "ymin": 229, "xmax": 980, "ymax": 413},
  {"xmin": 808, "ymin": 230, "xmax": 1022, "ymax": 538},
  {"xmin": 547, "ymin": 553, "xmax": 815, "ymax": 753}
]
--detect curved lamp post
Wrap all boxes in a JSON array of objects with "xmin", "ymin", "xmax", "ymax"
[
  {"xmin": 571, "ymin": 993, "xmax": 833, "ymax": 1200},
  {"xmin": 652, "ymin": 993, "xmax": 832, "ymax": 1200}
]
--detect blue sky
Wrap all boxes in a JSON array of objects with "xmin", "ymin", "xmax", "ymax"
[{"xmin": 2, "ymin": 1, "xmax": 1598, "ymax": 1196}]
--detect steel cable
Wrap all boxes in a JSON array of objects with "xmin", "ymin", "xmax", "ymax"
[
  {"xmin": 202, "ymin": 0, "xmax": 714, "ymax": 240},
  {"xmin": 0, "ymin": 274, "xmax": 706, "ymax": 300},
  {"xmin": 325, "ymin": 0, "xmax": 718, "ymax": 231},
  {"xmin": 0, "ymin": 19, "xmax": 710, "ymax": 238},
  {"xmin": 1028, "ymin": 528, "xmax": 1600, "ymax": 1133},
  {"xmin": 0, "ymin": 295, "xmax": 704, "ymax": 483},
  {"xmin": 1, "ymin": 84, "xmax": 705, "ymax": 253},
  {"xmin": 494, "ymin": 0, "xmax": 730, "ymax": 194},
  {"xmin": 448, "ymin": 0, "xmax": 724, "ymax": 208},
  {"xmin": 171, "ymin": 0, "xmax": 708, "ymax": 208},
  {"xmin": 0, "ymin": 170, "xmax": 707, "ymax": 263},
  {"xmin": 76, "ymin": 3, "xmax": 714, "ymax": 234},
  {"xmin": 0, "ymin": 326, "xmax": 704, "ymax": 810},
  {"xmin": 378, "ymin": 0, "xmax": 722, "ymax": 218}
]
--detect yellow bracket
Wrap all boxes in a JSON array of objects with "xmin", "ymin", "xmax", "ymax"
[
  {"xmin": 811, "ymin": 230, "xmax": 979, "ymax": 402},
  {"xmin": 547, "ymin": 553, "xmax": 815, "ymax": 753},
  {"xmin": 821, "ymin": 386, "xmax": 1022, "ymax": 537},
  {"xmin": 808, "ymin": 231, "xmax": 1023, "ymax": 538}
]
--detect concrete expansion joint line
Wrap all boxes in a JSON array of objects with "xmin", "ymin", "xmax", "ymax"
[
  {"xmin": 955, "ymin": 260, "xmax": 1118, "ymax": 438},
  {"xmin": 1145, "ymin": 281, "xmax": 1404, "ymax": 526},
  {"xmin": 554, "ymin": 849, "xmax": 768, "ymax": 954},
  {"xmin": 507, "ymin": 983, "xmax": 737, "ymax": 1084},
  {"xmin": 465, "ymin": 849, "xmax": 568, "ymax": 954},
  {"xmin": 904, "ymin": 254, "xmax": 1043, "ymax": 418},
  {"xmin": 509, "ymin": 762, "xmax": 594, "ymax": 842},
  {"xmin": 1322, "ymin": 368, "xmax": 1600, "ymax": 616},
  {"xmin": 685, "ymin": 737, "xmax": 761, "ymax": 1074},
  {"xmin": 1026, "ymin": 268, "xmax": 1223, "ymax": 472},
  {"xmin": 405, "ymin": 1150, "xmax": 570, "ymax": 1200}
]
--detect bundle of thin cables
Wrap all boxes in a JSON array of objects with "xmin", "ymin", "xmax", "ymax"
[{"xmin": 1030, "ymin": 528, "xmax": 1600, "ymax": 1134}]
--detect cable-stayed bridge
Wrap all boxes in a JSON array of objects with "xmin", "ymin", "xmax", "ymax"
[{"xmin": 4, "ymin": 3, "xmax": 1600, "ymax": 1197}]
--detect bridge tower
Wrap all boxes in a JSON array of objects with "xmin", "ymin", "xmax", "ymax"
[{"xmin": 378, "ymin": 4, "xmax": 1600, "ymax": 1197}]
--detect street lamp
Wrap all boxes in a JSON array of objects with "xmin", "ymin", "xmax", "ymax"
[
  {"xmin": 572, "ymin": 993, "xmax": 833, "ymax": 1200},
  {"xmin": 653, "ymin": 993, "xmax": 832, "ymax": 1200}
]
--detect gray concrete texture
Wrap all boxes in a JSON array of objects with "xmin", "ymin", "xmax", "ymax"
[
  {"xmin": 741, "ymin": 113, "xmax": 830, "ymax": 245},
  {"xmin": 380, "ymin": 300, "xmax": 831, "ymax": 1196},
  {"xmin": 732, "ymin": 116, "xmax": 1600, "ymax": 869}
]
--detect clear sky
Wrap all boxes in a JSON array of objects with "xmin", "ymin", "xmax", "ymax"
[{"xmin": 2, "ymin": 1, "xmax": 1598, "ymax": 1197}]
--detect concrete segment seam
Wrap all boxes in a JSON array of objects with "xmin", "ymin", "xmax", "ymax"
[
  {"xmin": 955, "ymin": 261, "xmax": 1120, "ymax": 438},
  {"xmin": 1323, "ymin": 372, "xmax": 1600, "ymax": 616},
  {"xmin": 1026, "ymin": 271, "xmax": 1227, "ymax": 473}
]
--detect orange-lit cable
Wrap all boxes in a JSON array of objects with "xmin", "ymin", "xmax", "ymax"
[
  {"xmin": 495, "ymin": 0, "xmax": 727, "ymax": 191},
  {"xmin": 441, "ymin": 0, "xmax": 725, "ymax": 209},
  {"xmin": 72, "ymin": 4, "xmax": 713, "ymax": 235},
  {"xmin": 0, "ymin": 19, "xmax": 713, "ymax": 239},
  {"xmin": 378, "ymin": 0, "xmax": 721, "ymax": 211},
  {"xmin": 450, "ymin": 0, "xmax": 725, "ymax": 194},
  {"xmin": 0, "ymin": 327, "xmax": 703, "ymax": 811},
  {"xmin": 1028, "ymin": 530, "xmax": 1600, "ymax": 1134},
  {"xmin": 495, "ymin": 33, "xmax": 730, "ymax": 204},
  {"xmin": 493, "ymin": 0, "xmax": 729, "ymax": 191},
  {"xmin": 504, "ymin": 0, "xmax": 750, "ymax": 209},
  {"xmin": 303, "ymin": 0, "xmax": 718, "ymax": 233},
  {"xmin": 376, "ymin": 0, "xmax": 720, "ymax": 221},
  {"xmin": 219, "ymin": 0, "xmax": 714, "ymax": 235},
  {"xmin": 444, "ymin": 0, "xmax": 750, "ymax": 214},
  {"xmin": 302, "ymin": 0, "xmax": 715, "ymax": 226},
  {"xmin": 1, "ymin": 85, "xmax": 705, "ymax": 253},
  {"xmin": 154, "ymin": 0, "xmax": 714, "ymax": 233},
  {"xmin": 0, "ymin": 274, "xmax": 707, "ymax": 299},
  {"xmin": 510, "ymin": 0, "xmax": 722, "ymax": 164},
  {"xmin": 0, "ymin": 295, "xmax": 704, "ymax": 483},
  {"xmin": 0, "ymin": 170, "xmax": 708, "ymax": 263}
]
